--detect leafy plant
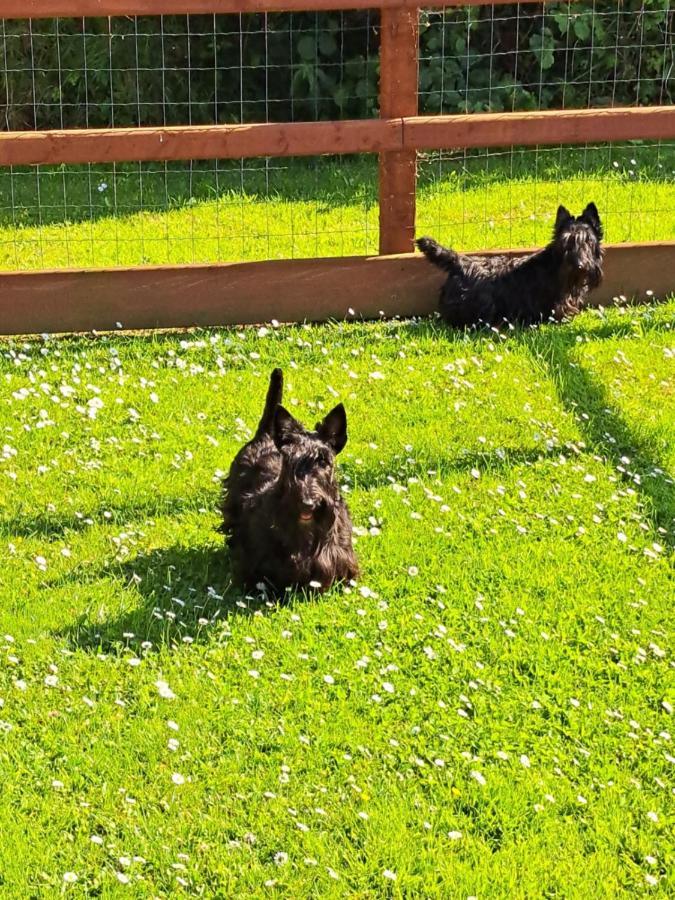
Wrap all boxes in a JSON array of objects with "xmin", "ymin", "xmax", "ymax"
[{"xmin": 0, "ymin": 2, "xmax": 671, "ymax": 129}]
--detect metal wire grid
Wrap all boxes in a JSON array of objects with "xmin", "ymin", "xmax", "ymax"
[
  {"xmin": 416, "ymin": 141, "xmax": 675, "ymax": 252},
  {"xmin": 418, "ymin": 2, "xmax": 675, "ymax": 253},
  {"xmin": 1, "ymin": 13, "xmax": 378, "ymax": 129},
  {"xmin": 418, "ymin": 1, "xmax": 674, "ymax": 114},
  {"xmin": 0, "ymin": 4, "xmax": 673, "ymax": 272},
  {"xmin": 0, "ymin": 157, "xmax": 381, "ymax": 269},
  {"xmin": 0, "ymin": 12, "xmax": 378, "ymax": 270}
]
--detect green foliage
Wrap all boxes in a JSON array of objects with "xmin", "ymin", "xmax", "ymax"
[
  {"xmin": 0, "ymin": 12, "xmax": 380, "ymax": 128},
  {"xmin": 418, "ymin": 1, "xmax": 672, "ymax": 114},
  {"xmin": 0, "ymin": 2, "xmax": 671, "ymax": 129}
]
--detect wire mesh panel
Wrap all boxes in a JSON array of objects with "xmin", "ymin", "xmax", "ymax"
[
  {"xmin": 0, "ymin": 12, "xmax": 379, "ymax": 270},
  {"xmin": 0, "ymin": 3, "xmax": 673, "ymax": 275},
  {"xmin": 0, "ymin": 13, "xmax": 379, "ymax": 128},
  {"xmin": 418, "ymin": 1, "xmax": 673, "ymax": 115},
  {"xmin": 417, "ymin": 0, "xmax": 675, "ymax": 251},
  {"xmin": 416, "ymin": 141, "xmax": 675, "ymax": 252},
  {"xmin": 0, "ymin": 156, "xmax": 379, "ymax": 270}
]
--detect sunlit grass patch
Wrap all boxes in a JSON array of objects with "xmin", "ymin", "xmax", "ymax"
[
  {"xmin": 0, "ymin": 300, "xmax": 673, "ymax": 894},
  {"xmin": 1, "ymin": 144, "xmax": 672, "ymax": 270}
]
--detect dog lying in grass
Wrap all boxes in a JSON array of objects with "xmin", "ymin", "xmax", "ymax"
[
  {"xmin": 221, "ymin": 368, "xmax": 358, "ymax": 593},
  {"xmin": 417, "ymin": 202, "xmax": 604, "ymax": 328}
]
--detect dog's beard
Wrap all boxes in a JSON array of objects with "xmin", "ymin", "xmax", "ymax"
[
  {"xmin": 587, "ymin": 262, "xmax": 603, "ymax": 289},
  {"xmin": 275, "ymin": 492, "xmax": 337, "ymax": 539}
]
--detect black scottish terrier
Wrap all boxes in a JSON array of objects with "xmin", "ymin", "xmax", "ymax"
[
  {"xmin": 221, "ymin": 369, "xmax": 358, "ymax": 593},
  {"xmin": 417, "ymin": 202, "xmax": 604, "ymax": 328}
]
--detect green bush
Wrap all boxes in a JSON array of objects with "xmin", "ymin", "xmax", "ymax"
[
  {"xmin": 419, "ymin": 1, "xmax": 672, "ymax": 113},
  {"xmin": 0, "ymin": 2, "xmax": 670, "ymax": 130}
]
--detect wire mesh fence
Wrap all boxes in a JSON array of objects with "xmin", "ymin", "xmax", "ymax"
[
  {"xmin": 0, "ymin": 156, "xmax": 379, "ymax": 269},
  {"xmin": 416, "ymin": 0, "xmax": 674, "ymax": 251},
  {"xmin": 418, "ymin": 2, "xmax": 673, "ymax": 115},
  {"xmin": 0, "ymin": 2, "xmax": 673, "ymax": 273},
  {"xmin": 416, "ymin": 141, "xmax": 675, "ymax": 254},
  {"xmin": 1, "ymin": 12, "xmax": 379, "ymax": 128},
  {"xmin": 2, "ymin": 143, "xmax": 672, "ymax": 271}
]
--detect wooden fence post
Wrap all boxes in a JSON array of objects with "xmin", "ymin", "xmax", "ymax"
[{"xmin": 378, "ymin": 5, "xmax": 419, "ymax": 255}]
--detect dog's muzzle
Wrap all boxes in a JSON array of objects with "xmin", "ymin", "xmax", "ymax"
[{"xmin": 299, "ymin": 504, "xmax": 315, "ymax": 523}]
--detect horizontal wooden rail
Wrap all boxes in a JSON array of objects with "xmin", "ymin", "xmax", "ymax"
[
  {"xmin": 9, "ymin": 0, "xmax": 578, "ymax": 19},
  {"xmin": 0, "ymin": 120, "xmax": 401, "ymax": 166},
  {"xmin": 0, "ymin": 243, "xmax": 672, "ymax": 336},
  {"xmin": 1, "ymin": 106, "xmax": 674, "ymax": 167},
  {"xmin": 405, "ymin": 106, "xmax": 675, "ymax": 150}
]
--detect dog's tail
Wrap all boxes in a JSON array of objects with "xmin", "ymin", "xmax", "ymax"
[
  {"xmin": 416, "ymin": 236, "xmax": 463, "ymax": 275},
  {"xmin": 256, "ymin": 368, "xmax": 284, "ymax": 437}
]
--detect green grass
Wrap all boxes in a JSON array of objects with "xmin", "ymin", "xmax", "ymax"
[
  {"xmin": 1, "ymin": 143, "xmax": 673, "ymax": 270},
  {"xmin": 0, "ymin": 301, "xmax": 673, "ymax": 895}
]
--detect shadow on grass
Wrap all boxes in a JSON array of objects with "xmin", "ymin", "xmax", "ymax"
[
  {"xmin": 2, "ymin": 298, "xmax": 670, "ymax": 356},
  {"xmin": 0, "ymin": 157, "xmax": 378, "ymax": 230},
  {"xmin": 3, "ymin": 145, "xmax": 672, "ymax": 230},
  {"xmin": 519, "ymin": 326, "xmax": 675, "ymax": 548},
  {"xmin": 375, "ymin": 309, "xmax": 673, "ymax": 545},
  {"xmin": 0, "ymin": 496, "xmax": 208, "ymax": 542},
  {"xmin": 341, "ymin": 445, "xmax": 561, "ymax": 491},
  {"xmin": 32, "ymin": 301, "xmax": 675, "ymax": 656},
  {"xmin": 54, "ymin": 543, "xmax": 274, "ymax": 652}
]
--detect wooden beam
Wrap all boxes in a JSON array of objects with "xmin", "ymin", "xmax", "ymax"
[
  {"xmin": 2, "ymin": 107, "xmax": 673, "ymax": 168},
  {"xmin": 406, "ymin": 106, "xmax": 675, "ymax": 150},
  {"xmin": 378, "ymin": 6, "xmax": 419, "ymax": 255},
  {"xmin": 0, "ymin": 120, "xmax": 402, "ymax": 167},
  {"xmin": 10, "ymin": 0, "xmax": 581, "ymax": 20},
  {"xmin": 0, "ymin": 243, "xmax": 672, "ymax": 336}
]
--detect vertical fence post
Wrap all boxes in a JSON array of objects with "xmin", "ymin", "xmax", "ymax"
[{"xmin": 378, "ymin": 5, "xmax": 419, "ymax": 255}]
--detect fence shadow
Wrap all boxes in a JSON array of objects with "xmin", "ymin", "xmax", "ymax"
[
  {"xmin": 3, "ymin": 149, "xmax": 674, "ymax": 231},
  {"xmin": 0, "ymin": 496, "xmax": 208, "ymax": 542},
  {"xmin": 0, "ymin": 158, "xmax": 378, "ymax": 230},
  {"xmin": 518, "ymin": 326, "xmax": 674, "ymax": 548},
  {"xmin": 54, "ymin": 543, "xmax": 276, "ymax": 652},
  {"xmin": 340, "ymin": 445, "xmax": 561, "ymax": 492},
  {"xmin": 343, "ymin": 312, "xmax": 674, "ymax": 548}
]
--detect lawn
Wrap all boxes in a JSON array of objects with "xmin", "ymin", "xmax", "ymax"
[
  {"xmin": 1, "ymin": 142, "xmax": 673, "ymax": 269},
  {"xmin": 0, "ymin": 300, "xmax": 673, "ymax": 896}
]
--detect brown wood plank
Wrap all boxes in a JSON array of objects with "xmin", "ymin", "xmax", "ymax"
[
  {"xmin": 406, "ymin": 106, "xmax": 675, "ymax": 150},
  {"xmin": 11, "ymin": 0, "xmax": 581, "ymax": 20},
  {"xmin": 1, "ymin": 243, "xmax": 672, "ymax": 336},
  {"xmin": 2, "ymin": 106, "xmax": 674, "ymax": 168},
  {"xmin": 378, "ymin": 6, "xmax": 419, "ymax": 255},
  {"xmin": 0, "ymin": 120, "xmax": 402, "ymax": 167}
]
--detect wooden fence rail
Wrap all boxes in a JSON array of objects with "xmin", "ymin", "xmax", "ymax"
[
  {"xmin": 2, "ymin": 108, "xmax": 674, "ymax": 168},
  {"xmin": 1, "ymin": 243, "xmax": 672, "ymax": 336},
  {"xmin": 1, "ymin": 0, "xmax": 673, "ymax": 334},
  {"xmin": 10, "ymin": 0, "xmax": 576, "ymax": 17}
]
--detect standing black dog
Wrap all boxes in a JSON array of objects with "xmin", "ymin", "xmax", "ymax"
[
  {"xmin": 221, "ymin": 369, "xmax": 358, "ymax": 593},
  {"xmin": 417, "ymin": 202, "xmax": 604, "ymax": 328}
]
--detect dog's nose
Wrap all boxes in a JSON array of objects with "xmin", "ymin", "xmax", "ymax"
[{"xmin": 299, "ymin": 502, "xmax": 315, "ymax": 521}]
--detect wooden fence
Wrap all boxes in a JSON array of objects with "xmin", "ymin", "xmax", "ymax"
[{"xmin": 1, "ymin": 0, "xmax": 674, "ymax": 335}]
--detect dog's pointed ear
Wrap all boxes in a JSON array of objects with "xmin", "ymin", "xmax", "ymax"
[
  {"xmin": 580, "ymin": 201, "xmax": 603, "ymax": 239},
  {"xmin": 272, "ymin": 405, "xmax": 301, "ymax": 449},
  {"xmin": 554, "ymin": 204, "xmax": 573, "ymax": 234},
  {"xmin": 316, "ymin": 403, "xmax": 347, "ymax": 454}
]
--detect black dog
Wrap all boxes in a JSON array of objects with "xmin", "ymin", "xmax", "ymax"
[
  {"xmin": 221, "ymin": 368, "xmax": 358, "ymax": 593},
  {"xmin": 417, "ymin": 202, "xmax": 604, "ymax": 328}
]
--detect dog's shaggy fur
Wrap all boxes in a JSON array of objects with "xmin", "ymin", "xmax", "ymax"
[
  {"xmin": 221, "ymin": 369, "xmax": 358, "ymax": 593},
  {"xmin": 417, "ymin": 202, "xmax": 604, "ymax": 328}
]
